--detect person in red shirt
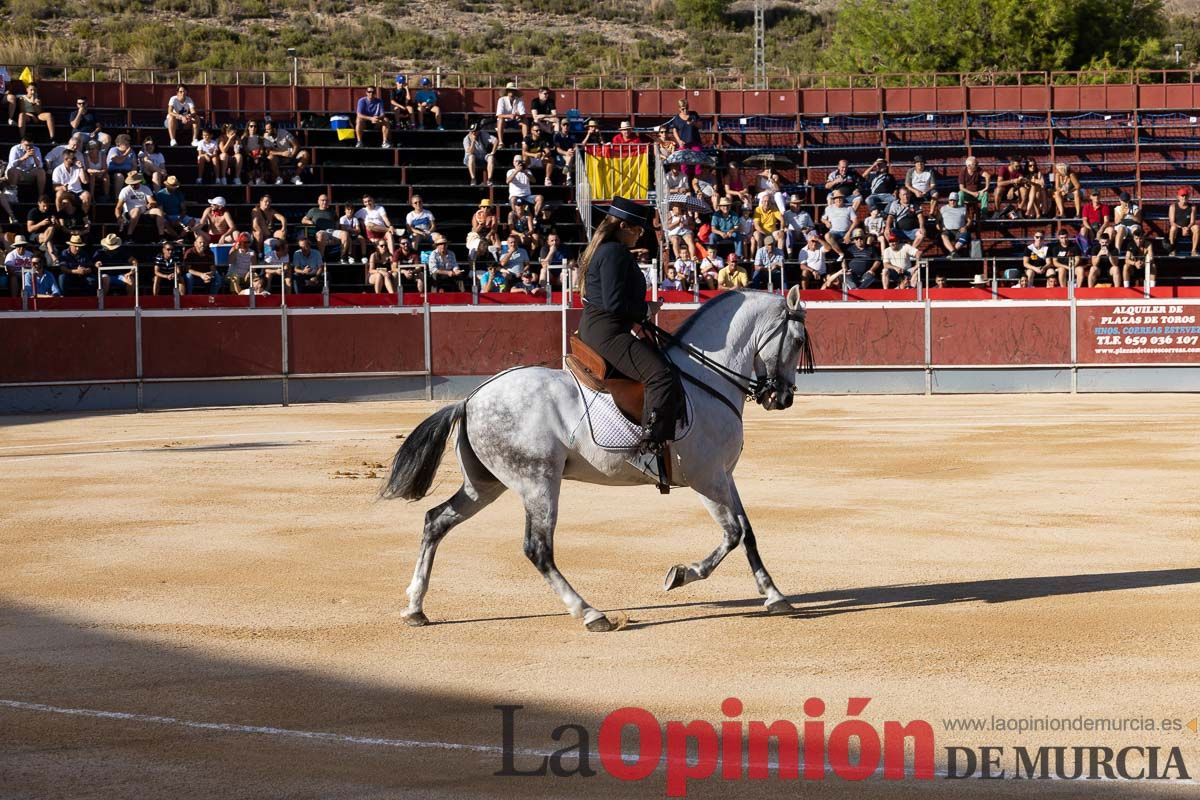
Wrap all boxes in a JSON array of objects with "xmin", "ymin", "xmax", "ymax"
[
  {"xmin": 612, "ymin": 121, "xmax": 641, "ymax": 146},
  {"xmin": 1080, "ymin": 191, "xmax": 1113, "ymax": 240}
]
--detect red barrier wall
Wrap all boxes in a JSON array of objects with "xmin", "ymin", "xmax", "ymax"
[
  {"xmin": 932, "ymin": 306, "xmax": 1071, "ymax": 365},
  {"xmin": 430, "ymin": 310, "xmax": 561, "ymax": 375},
  {"xmin": 142, "ymin": 314, "xmax": 282, "ymax": 378},
  {"xmin": 10, "ymin": 301, "xmax": 1200, "ymax": 396},
  {"xmin": 2, "ymin": 317, "xmax": 136, "ymax": 383},
  {"xmin": 807, "ymin": 306, "xmax": 924, "ymax": 366},
  {"xmin": 287, "ymin": 311, "xmax": 424, "ymax": 375}
]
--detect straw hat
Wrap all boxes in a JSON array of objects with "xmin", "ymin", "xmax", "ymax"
[
  {"xmin": 124, "ymin": 172, "xmax": 144, "ymax": 185},
  {"xmin": 67, "ymin": 233, "xmax": 86, "ymax": 247},
  {"xmin": 101, "ymin": 233, "xmax": 123, "ymax": 251}
]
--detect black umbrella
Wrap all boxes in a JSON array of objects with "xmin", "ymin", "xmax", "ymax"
[
  {"xmin": 667, "ymin": 193, "xmax": 713, "ymax": 214},
  {"xmin": 743, "ymin": 153, "xmax": 795, "ymax": 168},
  {"xmin": 664, "ymin": 149, "xmax": 717, "ymax": 167}
]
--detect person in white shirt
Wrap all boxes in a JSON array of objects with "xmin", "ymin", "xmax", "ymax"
[
  {"xmin": 881, "ymin": 233, "xmax": 922, "ymax": 289},
  {"xmin": 115, "ymin": 172, "xmax": 152, "ymax": 238},
  {"xmin": 354, "ymin": 194, "xmax": 396, "ymax": 255},
  {"xmin": 505, "ymin": 155, "xmax": 543, "ymax": 217},
  {"xmin": 821, "ymin": 191, "xmax": 855, "ymax": 260},
  {"xmin": 6, "ymin": 138, "xmax": 45, "ymax": 196},
  {"xmin": 52, "ymin": 150, "xmax": 91, "ymax": 213},
  {"xmin": 800, "ymin": 234, "xmax": 828, "ymax": 289},
  {"xmin": 495, "ymin": 83, "xmax": 528, "ymax": 140},
  {"xmin": 404, "ymin": 194, "xmax": 436, "ymax": 248},
  {"xmin": 139, "ymin": 138, "xmax": 168, "ymax": 189},
  {"xmin": 782, "ymin": 194, "xmax": 815, "ymax": 258},
  {"xmin": 165, "ymin": 85, "xmax": 201, "ymax": 146},
  {"xmin": 195, "ymin": 128, "xmax": 221, "ymax": 184}
]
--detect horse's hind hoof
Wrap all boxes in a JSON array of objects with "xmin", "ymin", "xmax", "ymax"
[
  {"xmin": 766, "ymin": 599, "xmax": 794, "ymax": 615},
  {"xmin": 403, "ymin": 611, "xmax": 430, "ymax": 627},
  {"xmin": 663, "ymin": 565, "xmax": 687, "ymax": 591},
  {"xmin": 585, "ymin": 615, "xmax": 616, "ymax": 633}
]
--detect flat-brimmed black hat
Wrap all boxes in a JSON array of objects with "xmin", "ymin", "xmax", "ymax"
[{"xmin": 604, "ymin": 196, "xmax": 653, "ymax": 227}]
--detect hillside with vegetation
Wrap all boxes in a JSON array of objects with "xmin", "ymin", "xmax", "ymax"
[{"xmin": 0, "ymin": 0, "xmax": 1196, "ymax": 85}]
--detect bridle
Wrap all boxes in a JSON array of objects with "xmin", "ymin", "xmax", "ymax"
[{"xmin": 644, "ymin": 310, "xmax": 815, "ymax": 414}]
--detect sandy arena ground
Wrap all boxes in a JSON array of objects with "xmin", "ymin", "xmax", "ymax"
[{"xmin": 2, "ymin": 394, "xmax": 1199, "ymax": 799}]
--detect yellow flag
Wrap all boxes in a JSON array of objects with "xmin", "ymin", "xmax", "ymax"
[
  {"xmin": 583, "ymin": 144, "xmax": 650, "ymax": 201},
  {"xmin": 17, "ymin": 67, "xmax": 33, "ymax": 84}
]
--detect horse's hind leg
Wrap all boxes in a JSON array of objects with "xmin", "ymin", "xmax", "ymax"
[
  {"xmin": 403, "ymin": 445, "xmax": 504, "ymax": 626},
  {"xmin": 520, "ymin": 479, "xmax": 614, "ymax": 632}
]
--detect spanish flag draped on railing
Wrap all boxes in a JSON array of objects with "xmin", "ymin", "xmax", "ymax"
[{"xmin": 583, "ymin": 143, "xmax": 650, "ymax": 201}]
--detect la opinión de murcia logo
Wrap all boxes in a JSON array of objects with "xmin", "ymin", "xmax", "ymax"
[
  {"xmin": 497, "ymin": 697, "xmax": 936, "ymax": 796},
  {"xmin": 496, "ymin": 699, "xmax": 1191, "ymax": 796}
]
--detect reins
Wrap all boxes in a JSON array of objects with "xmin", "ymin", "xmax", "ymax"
[{"xmin": 644, "ymin": 310, "xmax": 815, "ymax": 413}]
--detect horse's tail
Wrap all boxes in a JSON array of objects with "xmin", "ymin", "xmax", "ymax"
[{"xmin": 380, "ymin": 402, "xmax": 466, "ymax": 501}]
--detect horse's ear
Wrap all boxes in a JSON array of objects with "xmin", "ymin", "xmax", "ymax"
[{"xmin": 786, "ymin": 285, "xmax": 802, "ymax": 313}]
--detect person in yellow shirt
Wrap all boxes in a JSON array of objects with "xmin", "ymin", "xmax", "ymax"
[
  {"xmin": 752, "ymin": 194, "xmax": 784, "ymax": 253},
  {"xmin": 716, "ymin": 253, "xmax": 749, "ymax": 289}
]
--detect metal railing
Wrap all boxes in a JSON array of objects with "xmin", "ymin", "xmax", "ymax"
[{"xmin": 13, "ymin": 65, "xmax": 1200, "ymax": 91}]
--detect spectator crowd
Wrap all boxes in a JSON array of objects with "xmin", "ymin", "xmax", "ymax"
[{"xmin": 0, "ymin": 71, "xmax": 1189, "ymax": 301}]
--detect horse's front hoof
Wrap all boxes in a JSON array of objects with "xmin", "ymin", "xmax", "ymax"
[
  {"xmin": 585, "ymin": 615, "xmax": 616, "ymax": 632},
  {"xmin": 663, "ymin": 565, "xmax": 688, "ymax": 591},
  {"xmin": 766, "ymin": 599, "xmax": 794, "ymax": 615},
  {"xmin": 403, "ymin": 611, "xmax": 430, "ymax": 627}
]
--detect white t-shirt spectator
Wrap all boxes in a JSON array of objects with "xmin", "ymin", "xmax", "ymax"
[
  {"xmin": 196, "ymin": 139, "xmax": 219, "ymax": 158},
  {"xmin": 355, "ymin": 205, "xmax": 390, "ymax": 228},
  {"xmin": 405, "ymin": 208, "xmax": 435, "ymax": 233},
  {"xmin": 664, "ymin": 170, "xmax": 689, "ymax": 193},
  {"xmin": 507, "ymin": 167, "xmax": 532, "ymax": 200},
  {"xmin": 118, "ymin": 184, "xmax": 151, "ymax": 212},
  {"xmin": 4, "ymin": 248, "xmax": 34, "ymax": 272},
  {"xmin": 52, "ymin": 163, "xmax": 86, "ymax": 194},
  {"xmin": 940, "ymin": 203, "xmax": 967, "ymax": 232},
  {"xmin": 804, "ymin": 244, "xmax": 827, "ymax": 276},
  {"xmin": 882, "ymin": 243, "xmax": 920, "ymax": 274},
  {"xmin": 906, "ymin": 167, "xmax": 935, "ymax": 195},
  {"xmin": 823, "ymin": 203, "xmax": 854, "ymax": 234},
  {"xmin": 496, "ymin": 96, "xmax": 526, "ymax": 116},
  {"xmin": 501, "ymin": 246, "xmax": 531, "ymax": 277},
  {"xmin": 168, "ymin": 95, "xmax": 196, "ymax": 117}
]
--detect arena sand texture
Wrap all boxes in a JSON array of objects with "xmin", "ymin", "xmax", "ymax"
[{"xmin": 2, "ymin": 395, "xmax": 1198, "ymax": 799}]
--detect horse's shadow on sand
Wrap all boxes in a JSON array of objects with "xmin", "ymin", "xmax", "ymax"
[{"xmin": 436, "ymin": 568, "xmax": 1200, "ymax": 630}]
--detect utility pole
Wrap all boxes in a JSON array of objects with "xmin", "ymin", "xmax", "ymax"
[{"xmin": 754, "ymin": 0, "xmax": 766, "ymax": 89}]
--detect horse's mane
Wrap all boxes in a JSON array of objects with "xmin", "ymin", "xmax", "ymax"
[{"xmin": 673, "ymin": 290, "xmax": 777, "ymax": 341}]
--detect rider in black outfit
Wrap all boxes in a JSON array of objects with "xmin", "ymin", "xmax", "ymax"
[{"xmin": 577, "ymin": 197, "xmax": 684, "ymax": 453}]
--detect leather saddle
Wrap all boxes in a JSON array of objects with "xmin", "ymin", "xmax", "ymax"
[{"xmin": 565, "ymin": 335, "xmax": 645, "ymax": 425}]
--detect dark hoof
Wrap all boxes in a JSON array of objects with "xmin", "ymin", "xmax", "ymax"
[
  {"xmin": 585, "ymin": 615, "xmax": 616, "ymax": 632},
  {"xmin": 403, "ymin": 611, "xmax": 430, "ymax": 627},
  {"xmin": 766, "ymin": 599, "xmax": 794, "ymax": 615},
  {"xmin": 663, "ymin": 565, "xmax": 687, "ymax": 592}
]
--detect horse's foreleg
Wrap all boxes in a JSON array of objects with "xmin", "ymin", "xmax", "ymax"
[
  {"xmin": 404, "ymin": 479, "xmax": 503, "ymax": 626},
  {"xmin": 521, "ymin": 485, "xmax": 614, "ymax": 632},
  {"xmin": 663, "ymin": 492, "xmax": 743, "ymax": 592},
  {"xmin": 666, "ymin": 478, "xmax": 792, "ymax": 613}
]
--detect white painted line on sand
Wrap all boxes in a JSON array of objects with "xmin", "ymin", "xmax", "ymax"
[{"xmin": 0, "ymin": 698, "xmax": 538, "ymax": 757}]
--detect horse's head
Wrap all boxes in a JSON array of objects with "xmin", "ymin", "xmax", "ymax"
[{"xmin": 751, "ymin": 286, "xmax": 815, "ymax": 411}]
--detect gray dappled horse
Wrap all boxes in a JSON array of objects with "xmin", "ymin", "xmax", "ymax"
[{"xmin": 382, "ymin": 287, "xmax": 813, "ymax": 632}]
